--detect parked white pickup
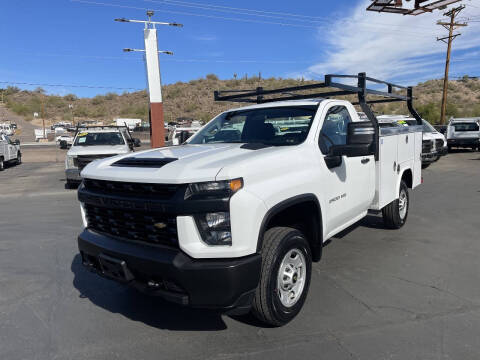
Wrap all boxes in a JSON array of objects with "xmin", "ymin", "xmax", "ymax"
[
  {"xmin": 0, "ymin": 133, "xmax": 21, "ymax": 170},
  {"xmin": 76, "ymin": 73, "xmax": 423, "ymax": 326}
]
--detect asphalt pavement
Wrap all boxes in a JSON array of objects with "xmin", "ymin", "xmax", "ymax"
[{"xmin": 0, "ymin": 150, "xmax": 479, "ymax": 360}]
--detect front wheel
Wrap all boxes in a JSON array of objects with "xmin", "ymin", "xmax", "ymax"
[
  {"xmin": 251, "ymin": 227, "xmax": 312, "ymax": 327},
  {"xmin": 0, "ymin": 158, "xmax": 4, "ymax": 171},
  {"xmin": 16, "ymin": 152, "xmax": 22, "ymax": 165},
  {"xmin": 382, "ymin": 180, "xmax": 409, "ymax": 229}
]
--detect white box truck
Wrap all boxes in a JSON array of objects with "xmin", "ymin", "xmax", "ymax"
[{"xmin": 76, "ymin": 73, "xmax": 423, "ymax": 326}]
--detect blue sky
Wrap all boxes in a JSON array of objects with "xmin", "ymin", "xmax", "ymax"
[{"xmin": 1, "ymin": 0, "xmax": 479, "ymax": 97}]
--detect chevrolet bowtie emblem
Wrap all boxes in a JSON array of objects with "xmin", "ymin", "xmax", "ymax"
[{"xmin": 154, "ymin": 222, "xmax": 167, "ymax": 229}]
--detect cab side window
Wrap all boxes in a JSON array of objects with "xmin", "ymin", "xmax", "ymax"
[{"xmin": 319, "ymin": 106, "xmax": 352, "ymax": 154}]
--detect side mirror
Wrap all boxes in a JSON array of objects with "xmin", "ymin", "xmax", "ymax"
[
  {"xmin": 133, "ymin": 138, "xmax": 141, "ymax": 147},
  {"xmin": 179, "ymin": 131, "xmax": 190, "ymax": 144}
]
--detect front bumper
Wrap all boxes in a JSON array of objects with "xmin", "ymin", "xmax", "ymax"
[
  {"xmin": 66, "ymin": 168, "xmax": 82, "ymax": 182},
  {"xmin": 447, "ymin": 138, "xmax": 479, "ymax": 147},
  {"xmin": 422, "ymin": 152, "xmax": 437, "ymax": 163},
  {"xmin": 78, "ymin": 228, "xmax": 261, "ymax": 311}
]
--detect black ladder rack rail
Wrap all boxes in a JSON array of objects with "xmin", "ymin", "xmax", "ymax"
[{"xmin": 214, "ymin": 72, "xmax": 423, "ymax": 160}]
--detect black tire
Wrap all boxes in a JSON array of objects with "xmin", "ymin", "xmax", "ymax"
[
  {"xmin": 16, "ymin": 152, "xmax": 21, "ymax": 165},
  {"xmin": 251, "ymin": 227, "xmax": 312, "ymax": 327},
  {"xmin": 421, "ymin": 163, "xmax": 430, "ymax": 169},
  {"xmin": 65, "ymin": 180, "xmax": 79, "ymax": 189},
  {"xmin": 382, "ymin": 180, "xmax": 409, "ymax": 229},
  {"xmin": 0, "ymin": 157, "xmax": 4, "ymax": 171}
]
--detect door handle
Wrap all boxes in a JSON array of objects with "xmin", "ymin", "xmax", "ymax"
[{"xmin": 361, "ymin": 158, "xmax": 370, "ymax": 164}]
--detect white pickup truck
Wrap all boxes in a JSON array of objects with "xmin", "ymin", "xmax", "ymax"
[
  {"xmin": 446, "ymin": 117, "xmax": 480, "ymax": 151},
  {"xmin": 76, "ymin": 74, "xmax": 423, "ymax": 326},
  {"xmin": 65, "ymin": 126, "xmax": 141, "ymax": 188},
  {"xmin": 0, "ymin": 133, "xmax": 21, "ymax": 171}
]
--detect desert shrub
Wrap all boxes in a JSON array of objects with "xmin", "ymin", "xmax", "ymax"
[
  {"xmin": 206, "ymin": 74, "xmax": 219, "ymax": 81},
  {"xmin": 64, "ymin": 94, "xmax": 77, "ymax": 101},
  {"xmin": 91, "ymin": 95, "xmax": 105, "ymax": 105},
  {"xmin": 104, "ymin": 92, "xmax": 117, "ymax": 100}
]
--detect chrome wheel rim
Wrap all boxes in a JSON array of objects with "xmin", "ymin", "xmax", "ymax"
[
  {"xmin": 399, "ymin": 189, "xmax": 408, "ymax": 220},
  {"xmin": 277, "ymin": 249, "xmax": 306, "ymax": 308}
]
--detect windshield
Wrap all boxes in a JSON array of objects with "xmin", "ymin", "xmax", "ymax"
[
  {"xmin": 189, "ymin": 106, "xmax": 318, "ymax": 146},
  {"xmin": 422, "ymin": 120, "xmax": 436, "ymax": 133},
  {"xmin": 452, "ymin": 122, "xmax": 479, "ymax": 132},
  {"xmin": 74, "ymin": 132, "xmax": 125, "ymax": 146}
]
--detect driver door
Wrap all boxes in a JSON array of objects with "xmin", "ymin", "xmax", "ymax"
[
  {"xmin": 7, "ymin": 137, "xmax": 16, "ymax": 161},
  {"xmin": 0, "ymin": 135, "xmax": 6, "ymax": 158},
  {"xmin": 317, "ymin": 104, "xmax": 375, "ymax": 235}
]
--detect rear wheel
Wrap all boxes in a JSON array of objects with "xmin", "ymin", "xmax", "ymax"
[
  {"xmin": 382, "ymin": 180, "xmax": 409, "ymax": 229},
  {"xmin": 16, "ymin": 152, "xmax": 21, "ymax": 165},
  {"xmin": 251, "ymin": 227, "xmax": 312, "ymax": 327}
]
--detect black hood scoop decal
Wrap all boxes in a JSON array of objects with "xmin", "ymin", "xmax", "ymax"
[{"xmin": 112, "ymin": 157, "xmax": 178, "ymax": 168}]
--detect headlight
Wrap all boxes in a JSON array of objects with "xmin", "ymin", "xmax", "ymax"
[
  {"xmin": 184, "ymin": 178, "xmax": 243, "ymax": 200},
  {"xmin": 195, "ymin": 212, "xmax": 232, "ymax": 246},
  {"xmin": 66, "ymin": 155, "xmax": 77, "ymax": 169}
]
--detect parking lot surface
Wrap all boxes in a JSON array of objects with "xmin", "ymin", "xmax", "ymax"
[{"xmin": 1, "ymin": 150, "xmax": 479, "ymax": 360}]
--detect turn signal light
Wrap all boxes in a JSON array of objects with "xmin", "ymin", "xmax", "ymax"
[{"xmin": 229, "ymin": 178, "xmax": 243, "ymax": 192}]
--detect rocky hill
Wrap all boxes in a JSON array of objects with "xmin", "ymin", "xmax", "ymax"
[{"xmin": 1, "ymin": 74, "xmax": 479, "ymax": 126}]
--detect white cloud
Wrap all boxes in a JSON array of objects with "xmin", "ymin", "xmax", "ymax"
[{"xmin": 305, "ymin": 0, "xmax": 480, "ymax": 85}]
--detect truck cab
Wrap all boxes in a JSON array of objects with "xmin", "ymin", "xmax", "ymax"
[
  {"xmin": 76, "ymin": 73, "xmax": 423, "ymax": 326},
  {"xmin": 65, "ymin": 126, "xmax": 140, "ymax": 187},
  {"xmin": 447, "ymin": 118, "xmax": 480, "ymax": 151},
  {"xmin": 0, "ymin": 133, "xmax": 21, "ymax": 171}
]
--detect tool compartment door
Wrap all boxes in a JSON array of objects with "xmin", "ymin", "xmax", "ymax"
[
  {"xmin": 377, "ymin": 135, "xmax": 399, "ymax": 209},
  {"xmin": 397, "ymin": 131, "xmax": 414, "ymax": 164}
]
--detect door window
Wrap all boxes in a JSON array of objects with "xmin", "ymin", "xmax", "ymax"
[{"xmin": 319, "ymin": 106, "xmax": 352, "ymax": 154}]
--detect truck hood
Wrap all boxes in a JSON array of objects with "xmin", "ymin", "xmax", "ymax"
[
  {"xmin": 67, "ymin": 145, "xmax": 131, "ymax": 157},
  {"xmin": 81, "ymin": 143, "xmax": 291, "ymax": 184}
]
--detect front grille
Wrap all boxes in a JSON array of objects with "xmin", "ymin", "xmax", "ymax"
[
  {"xmin": 422, "ymin": 140, "xmax": 433, "ymax": 153},
  {"xmin": 83, "ymin": 178, "xmax": 179, "ymax": 199},
  {"xmin": 75, "ymin": 154, "xmax": 116, "ymax": 171},
  {"xmin": 435, "ymin": 139, "xmax": 444, "ymax": 149},
  {"xmin": 84, "ymin": 204, "xmax": 178, "ymax": 247}
]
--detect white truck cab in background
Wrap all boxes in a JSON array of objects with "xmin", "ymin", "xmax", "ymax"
[
  {"xmin": 0, "ymin": 133, "xmax": 21, "ymax": 171},
  {"xmin": 447, "ymin": 117, "xmax": 480, "ymax": 151},
  {"xmin": 65, "ymin": 126, "xmax": 141, "ymax": 188},
  {"xmin": 76, "ymin": 73, "xmax": 423, "ymax": 326}
]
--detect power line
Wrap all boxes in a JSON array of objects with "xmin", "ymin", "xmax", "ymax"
[
  {"xmin": 69, "ymin": 0, "xmax": 440, "ymax": 35},
  {"xmin": 70, "ymin": 0, "xmax": 321, "ymax": 29},
  {"xmin": 2, "ymin": 51, "xmax": 314, "ymax": 64},
  {"xmin": 0, "ymin": 81, "xmax": 144, "ymax": 91},
  {"xmin": 143, "ymin": 0, "xmax": 434, "ymax": 30}
]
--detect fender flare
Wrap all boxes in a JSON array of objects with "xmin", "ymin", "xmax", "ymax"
[
  {"xmin": 256, "ymin": 194, "xmax": 324, "ymax": 261},
  {"xmin": 396, "ymin": 167, "xmax": 413, "ymax": 195}
]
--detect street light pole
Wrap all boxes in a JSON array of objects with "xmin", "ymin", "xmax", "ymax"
[{"xmin": 115, "ymin": 11, "xmax": 182, "ymax": 148}]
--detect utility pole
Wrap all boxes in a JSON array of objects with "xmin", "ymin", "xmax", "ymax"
[
  {"xmin": 437, "ymin": 5, "xmax": 467, "ymax": 124},
  {"xmin": 115, "ymin": 11, "xmax": 182, "ymax": 148},
  {"xmin": 41, "ymin": 100, "xmax": 46, "ymax": 140}
]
